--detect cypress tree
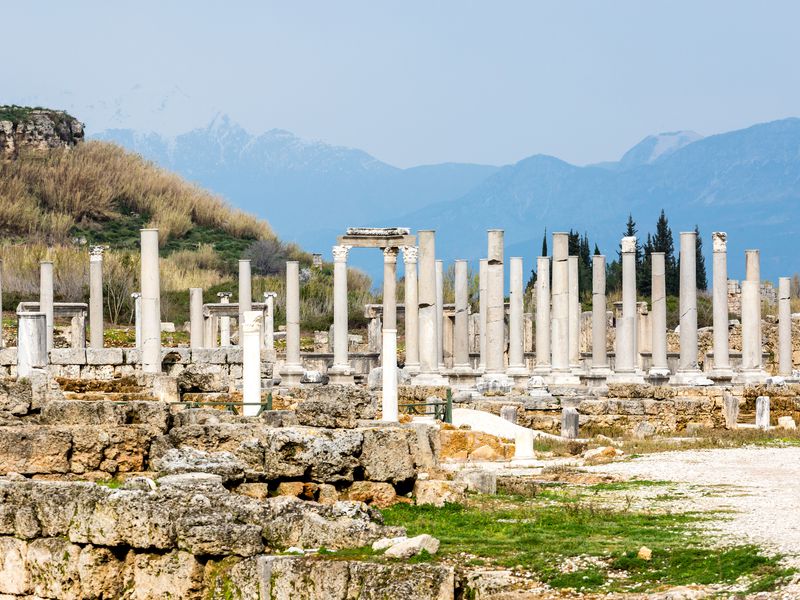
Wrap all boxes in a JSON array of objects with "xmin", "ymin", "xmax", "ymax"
[
  {"xmin": 695, "ymin": 225, "xmax": 707, "ymax": 291},
  {"xmin": 640, "ymin": 233, "xmax": 653, "ymax": 298},
  {"xmin": 653, "ymin": 209, "xmax": 678, "ymax": 295},
  {"xmin": 541, "ymin": 229, "xmax": 548, "ymax": 257}
]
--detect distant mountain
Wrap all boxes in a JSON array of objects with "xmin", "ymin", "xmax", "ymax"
[
  {"xmin": 92, "ymin": 117, "xmax": 499, "ymax": 263},
  {"xmin": 399, "ymin": 118, "xmax": 800, "ymax": 281}
]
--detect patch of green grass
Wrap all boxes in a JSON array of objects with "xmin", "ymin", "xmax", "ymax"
[
  {"xmin": 587, "ymin": 480, "xmax": 668, "ymax": 492},
  {"xmin": 96, "ymin": 478, "xmax": 123, "ymax": 489},
  {"xmin": 378, "ymin": 497, "xmax": 790, "ymax": 593}
]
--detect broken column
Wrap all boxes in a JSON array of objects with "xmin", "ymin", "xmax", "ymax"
[
  {"xmin": 329, "ymin": 244, "xmax": 354, "ymax": 384},
  {"xmin": 534, "ymin": 256, "xmax": 551, "ymax": 374},
  {"xmin": 238, "ymin": 259, "xmax": 252, "ymax": 339},
  {"xmin": 481, "ymin": 229, "xmax": 511, "ymax": 389},
  {"xmin": 402, "ymin": 246, "xmax": 420, "ymax": 374},
  {"xmin": 218, "ymin": 292, "xmax": 232, "ymax": 347},
  {"xmin": 738, "ymin": 249, "xmax": 765, "ymax": 382},
  {"xmin": 17, "ymin": 312, "xmax": 47, "ymax": 378},
  {"xmin": 263, "ymin": 291, "xmax": 276, "ymax": 358},
  {"xmin": 189, "ymin": 288, "xmax": 204, "ymax": 349},
  {"xmin": 550, "ymin": 233, "xmax": 577, "ymax": 383},
  {"xmin": 479, "ymin": 258, "xmax": 488, "ymax": 372},
  {"xmin": 778, "ymin": 276, "xmax": 792, "ymax": 376},
  {"xmin": 649, "ymin": 252, "xmax": 670, "ymax": 378},
  {"xmin": 591, "ymin": 254, "xmax": 609, "ymax": 375},
  {"xmin": 435, "ymin": 259, "xmax": 445, "ymax": 369},
  {"xmin": 241, "ymin": 310, "xmax": 263, "ymax": 417},
  {"xmin": 568, "ymin": 255, "xmax": 580, "ymax": 371},
  {"xmin": 89, "ymin": 246, "xmax": 104, "ymax": 349},
  {"xmin": 755, "ymin": 396, "xmax": 770, "ymax": 430},
  {"xmin": 453, "ymin": 259, "xmax": 472, "ymax": 375},
  {"xmin": 382, "ymin": 245, "xmax": 400, "ymax": 419},
  {"xmin": 39, "ymin": 260, "xmax": 54, "ymax": 352},
  {"xmin": 613, "ymin": 236, "xmax": 639, "ymax": 380},
  {"xmin": 279, "ymin": 260, "xmax": 304, "ymax": 387},
  {"xmin": 561, "ymin": 407, "xmax": 579, "ymax": 439},
  {"xmin": 415, "ymin": 231, "xmax": 447, "ymax": 385},
  {"xmin": 507, "ymin": 256, "xmax": 527, "ymax": 381},
  {"xmin": 140, "ymin": 228, "xmax": 161, "ymax": 374},
  {"xmin": 723, "ymin": 391, "xmax": 740, "ymax": 429},
  {"xmin": 711, "ymin": 232, "xmax": 732, "ymax": 378}
]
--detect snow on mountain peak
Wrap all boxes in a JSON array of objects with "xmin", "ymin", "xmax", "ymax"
[{"xmin": 620, "ymin": 130, "xmax": 703, "ymax": 167}]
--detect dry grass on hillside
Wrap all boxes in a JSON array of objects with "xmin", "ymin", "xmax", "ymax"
[{"xmin": 0, "ymin": 141, "xmax": 271, "ymax": 243}]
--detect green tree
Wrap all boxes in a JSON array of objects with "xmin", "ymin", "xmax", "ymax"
[
  {"xmin": 541, "ymin": 228, "xmax": 548, "ymax": 257},
  {"xmin": 640, "ymin": 233, "xmax": 654, "ymax": 298},
  {"xmin": 694, "ymin": 224, "xmax": 707, "ymax": 291},
  {"xmin": 652, "ymin": 209, "xmax": 678, "ymax": 295}
]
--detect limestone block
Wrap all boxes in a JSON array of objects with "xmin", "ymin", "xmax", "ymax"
[
  {"xmin": 86, "ymin": 348, "xmax": 124, "ymax": 365},
  {"xmin": 49, "ymin": 348, "xmax": 86, "ymax": 365},
  {"xmin": 27, "ymin": 537, "xmax": 82, "ymax": 599},
  {"xmin": 226, "ymin": 346, "xmax": 243, "ymax": 364},
  {"xmin": 367, "ymin": 366, "xmax": 411, "ymax": 390},
  {"xmin": 560, "ymin": 407, "xmax": 579, "ymax": 439},
  {"xmin": 384, "ymin": 534, "xmax": 440, "ymax": 559},
  {"xmin": 500, "ymin": 405, "xmax": 518, "ymax": 424},
  {"xmin": 345, "ymin": 481, "xmax": 400, "ymax": 508},
  {"xmin": 178, "ymin": 363, "xmax": 226, "ymax": 393},
  {"xmin": 0, "ymin": 348, "xmax": 17, "ymax": 367},
  {"xmin": 414, "ymin": 479, "xmax": 467, "ymax": 507},
  {"xmin": 778, "ymin": 416, "xmax": 797, "ymax": 430},
  {"xmin": 76, "ymin": 424, "xmax": 152, "ymax": 474},
  {"xmin": 360, "ymin": 428, "xmax": 416, "ymax": 483},
  {"xmin": 122, "ymin": 550, "xmax": 205, "ymax": 600},
  {"xmin": 153, "ymin": 375, "xmax": 179, "ymax": 403},
  {"xmin": 0, "ymin": 537, "xmax": 28, "ymax": 594},
  {"xmin": 151, "ymin": 447, "xmax": 247, "ymax": 484},
  {"xmin": 125, "ymin": 348, "xmax": 142, "ymax": 364},
  {"xmin": 723, "ymin": 392, "xmax": 740, "ymax": 429},
  {"xmin": 756, "ymin": 396, "xmax": 770, "ymax": 430},
  {"xmin": 577, "ymin": 399, "xmax": 608, "ymax": 415},
  {"xmin": 77, "ymin": 545, "xmax": 126, "ymax": 599},
  {"xmin": 175, "ymin": 513, "xmax": 263, "ymax": 557},
  {"xmin": 229, "ymin": 364, "xmax": 243, "ymax": 380},
  {"xmin": 405, "ymin": 422, "xmax": 440, "ymax": 469},
  {"xmin": 191, "ymin": 348, "xmax": 228, "ymax": 364},
  {"xmin": 0, "ymin": 379, "xmax": 31, "ymax": 416},
  {"xmin": 264, "ymin": 428, "xmax": 363, "ymax": 483},
  {"xmin": 0, "ymin": 427, "xmax": 71, "ymax": 474},
  {"xmin": 82, "ymin": 489, "xmax": 176, "ymax": 549},
  {"xmin": 162, "ymin": 347, "xmax": 191, "ymax": 364},
  {"xmin": 235, "ymin": 482, "xmax": 270, "ymax": 501},
  {"xmin": 454, "ymin": 468, "xmax": 497, "ymax": 494}
]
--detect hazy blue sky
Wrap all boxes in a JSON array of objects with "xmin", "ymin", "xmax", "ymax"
[{"xmin": 7, "ymin": 1, "xmax": 800, "ymax": 167}]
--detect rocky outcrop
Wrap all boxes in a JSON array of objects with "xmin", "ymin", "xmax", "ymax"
[{"xmin": 0, "ymin": 106, "xmax": 84, "ymax": 158}]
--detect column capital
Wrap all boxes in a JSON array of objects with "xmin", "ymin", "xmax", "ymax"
[
  {"xmin": 263, "ymin": 291, "xmax": 277, "ymax": 300},
  {"xmin": 383, "ymin": 246, "xmax": 399, "ymax": 263},
  {"xmin": 131, "ymin": 292, "xmax": 141, "ymax": 299},
  {"xmin": 90, "ymin": 245, "xmax": 105, "ymax": 261},
  {"xmin": 401, "ymin": 245, "xmax": 418, "ymax": 264},
  {"xmin": 712, "ymin": 231, "xmax": 727, "ymax": 252},
  {"xmin": 332, "ymin": 244, "xmax": 351, "ymax": 262},
  {"xmin": 621, "ymin": 236, "xmax": 637, "ymax": 253},
  {"xmin": 217, "ymin": 291, "xmax": 233, "ymax": 300}
]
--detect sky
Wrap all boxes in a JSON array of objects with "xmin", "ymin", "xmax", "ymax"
[{"xmin": 5, "ymin": 1, "xmax": 800, "ymax": 168}]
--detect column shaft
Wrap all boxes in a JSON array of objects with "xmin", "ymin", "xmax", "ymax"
[
  {"xmin": 264, "ymin": 293, "xmax": 276, "ymax": 358},
  {"xmin": 591, "ymin": 254, "xmax": 607, "ymax": 368},
  {"xmin": 89, "ymin": 247, "xmax": 104, "ymax": 348},
  {"xmin": 39, "ymin": 261, "xmax": 54, "ymax": 352},
  {"xmin": 507, "ymin": 257, "xmax": 525, "ymax": 371},
  {"xmin": 478, "ymin": 259, "xmax": 488, "ymax": 371},
  {"xmin": 551, "ymin": 233, "xmax": 570, "ymax": 372},
  {"xmin": 285, "ymin": 261, "xmax": 301, "ymax": 366},
  {"xmin": 741, "ymin": 250, "xmax": 762, "ymax": 370},
  {"xmin": 140, "ymin": 229, "xmax": 161, "ymax": 374},
  {"xmin": 617, "ymin": 237, "xmax": 637, "ymax": 372},
  {"xmin": 678, "ymin": 231, "xmax": 698, "ymax": 371},
  {"xmin": 241, "ymin": 310, "xmax": 262, "ymax": 416},
  {"xmin": 417, "ymin": 231, "xmax": 438, "ymax": 374},
  {"xmin": 535, "ymin": 256, "xmax": 551, "ymax": 370},
  {"xmin": 402, "ymin": 247, "xmax": 420, "ymax": 372},
  {"xmin": 712, "ymin": 232, "xmax": 731, "ymax": 372},
  {"xmin": 650, "ymin": 252, "xmax": 668, "ymax": 373},
  {"xmin": 486, "ymin": 230, "xmax": 505, "ymax": 374},
  {"xmin": 189, "ymin": 288, "xmax": 204, "ymax": 349},
  {"xmin": 568, "ymin": 256, "xmax": 580, "ymax": 367},
  {"xmin": 238, "ymin": 259, "xmax": 252, "ymax": 338},
  {"xmin": 453, "ymin": 259, "xmax": 470, "ymax": 369},
  {"xmin": 435, "ymin": 260, "xmax": 444, "ymax": 368},
  {"xmin": 778, "ymin": 277, "xmax": 792, "ymax": 376}
]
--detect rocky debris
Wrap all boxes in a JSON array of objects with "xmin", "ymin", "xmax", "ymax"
[
  {"xmin": 454, "ymin": 468, "xmax": 497, "ymax": 494},
  {"xmin": 383, "ymin": 533, "xmax": 440, "ymax": 559},
  {"xmin": 177, "ymin": 364, "xmax": 226, "ymax": 393},
  {"xmin": 40, "ymin": 399, "xmax": 170, "ymax": 431},
  {"xmin": 584, "ymin": 446, "xmax": 624, "ymax": 463},
  {"xmin": 345, "ymin": 481, "xmax": 406, "ymax": 508},
  {"xmin": 0, "ymin": 107, "xmax": 84, "ymax": 158},
  {"xmin": 360, "ymin": 427, "xmax": 416, "ymax": 482},
  {"xmin": 468, "ymin": 444, "xmax": 501, "ymax": 461},
  {"xmin": 151, "ymin": 447, "xmax": 247, "ymax": 483},
  {"xmin": 367, "ymin": 366, "xmax": 412, "ymax": 390},
  {"xmin": 0, "ymin": 379, "xmax": 32, "ymax": 416},
  {"xmin": 295, "ymin": 385, "xmax": 377, "ymax": 428},
  {"xmin": 778, "ymin": 416, "xmax": 797, "ymax": 429},
  {"xmin": 414, "ymin": 479, "xmax": 468, "ymax": 507},
  {"xmin": 300, "ymin": 370, "xmax": 328, "ymax": 384},
  {"xmin": 633, "ymin": 420, "xmax": 657, "ymax": 439},
  {"xmin": 638, "ymin": 545, "xmax": 653, "ymax": 560}
]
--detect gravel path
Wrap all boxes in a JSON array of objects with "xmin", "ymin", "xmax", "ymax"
[{"xmin": 584, "ymin": 446, "xmax": 800, "ymax": 564}]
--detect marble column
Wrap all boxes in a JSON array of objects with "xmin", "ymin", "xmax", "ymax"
[
  {"xmin": 550, "ymin": 233, "xmax": 575, "ymax": 382},
  {"xmin": 39, "ymin": 260, "xmax": 54, "ymax": 352},
  {"xmin": 678, "ymin": 232, "xmax": 699, "ymax": 372},
  {"xmin": 140, "ymin": 229, "xmax": 161, "ymax": 374},
  {"xmin": 263, "ymin": 292, "xmax": 276, "ymax": 358},
  {"xmin": 402, "ymin": 246, "xmax": 420, "ymax": 374},
  {"xmin": 649, "ymin": 252, "xmax": 669, "ymax": 378},
  {"xmin": 238, "ymin": 259, "xmax": 252, "ymax": 339},
  {"xmin": 383, "ymin": 248, "xmax": 398, "ymax": 332},
  {"xmin": 241, "ymin": 310, "xmax": 262, "ymax": 416},
  {"xmin": 17, "ymin": 312, "xmax": 47, "ymax": 378},
  {"xmin": 485, "ymin": 229, "xmax": 506, "ymax": 377},
  {"xmin": 612, "ymin": 236, "xmax": 641, "ymax": 381},
  {"xmin": 568, "ymin": 255, "xmax": 580, "ymax": 370},
  {"xmin": 507, "ymin": 256, "xmax": 527, "ymax": 379},
  {"xmin": 435, "ymin": 260, "xmax": 445, "ymax": 369},
  {"xmin": 591, "ymin": 254, "xmax": 609, "ymax": 374},
  {"xmin": 711, "ymin": 232, "xmax": 733, "ymax": 378},
  {"xmin": 279, "ymin": 261, "xmax": 304, "ymax": 387},
  {"xmin": 0, "ymin": 259, "xmax": 4, "ymax": 348},
  {"xmin": 478, "ymin": 258, "xmax": 488, "ymax": 372},
  {"xmin": 534, "ymin": 256, "xmax": 551, "ymax": 374},
  {"xmin": 218, "ymin": 292, "xmax": 232, "ymax": 347},
  {"xmin": 189, "ymin": 288, "xmax": 204, "ymax": 349},
  {"xmin": 382, "ymin": 325, "xmax": 399, "ymax": 422},
  {"xmin": 415, "ymin": 231, "xmax": 447, "ymax": 385},
  {"xmin": 89, "ymin": 246, "xmax": 104, "ymax": 349},
  {"xmin": 778, "ymin": 277, "xmax": 792, "ymax": 376},
  {"xmin": 131, "ymin": 292, "xmax": 142, "ymax": 348},
  {"xmin": 329, "ymin": 245, "xmax": 354, "ymax": 384},
  {"xmin": 738, "ymin": 250, "xmax": 765, "ymax": 382},
  {"xmin": 453, "ymin": 259, "xmax": 472, "ymax": 374}
]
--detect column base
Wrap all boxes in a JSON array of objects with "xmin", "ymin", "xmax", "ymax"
[
  {"xmin": 670, "ymin": 370, "xmax": 714, "ymax": 386},
  {"xmin": 278, "ymin": 364, "xmax": 305, "ymax": 388},
  {"xmin": 506, "ymin": 366, "xmax": 530, "ymax": 390},
  {"xmin": 404, "ymin": 362, "xmax": 421, "ymax": 376},
  {"xmin": 606, "ymin": 370, "xmax": 646, "ymax": 384},
  {"xmin": 647, "ymin": 366, "xmax": 671, "ymax": 381},
  {"xmin": 545, "ymin": 370, "xmax": 581, "ymax": 385},
  {"xmin": 476, "ymin": 372, "xmax": 514, "ymax": 394},
  {"xmin": 327, "ymin": 364, "xmax": 355, "ymax": 385},
  {"xmin": 412, "ymin": 371, "xmax": 450, "ymax": 387},
  {"xmin": 447, "ymin": 366, "xmax": 477, "ymax": 390},
  {"xmin": 708, "ymin": 367, "xmax": 735, "ymax": 383},
  {"xmin": 532, "ymin": 364, "xmax": 551, "ymax": 376},
  {"xmin": 733, "ymin": 369, "xmax": 768, "ymax": 385}
]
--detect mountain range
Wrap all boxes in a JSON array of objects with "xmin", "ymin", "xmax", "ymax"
[{"xmin": 93, "ymin": 116, "xmax": 800, "ymax": 282}]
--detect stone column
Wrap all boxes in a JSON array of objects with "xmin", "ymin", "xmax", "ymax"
[
  {"xmin": 778, "ymin": 277, "xmax": 792, "ymax": 377},
  {"xmin": 534, "ymin": 256, "xmax": 551, "ymax": 374},
  {"xmin": 241, "ymin": 310, "xmax": 263, "ymax": 416},
  {"xmin": 189, "ymin": 288, "xmax": 204, "ymax": 349},
  {"xmin": 238, "ymin": 259, "xmax": 252, "ymax": 339},
  {"xmin": 218, "ymin": 292, "xmax": 232, "ymax": 347},
  {"xmin": 591, "ymin": 254, "xmax": 609, "ymax": 374},
  {"xmin": 478, "ymin": 258, "xmax": 488, "ymax": 372},
  {"xmin": 329, "ymin": 245, "xmax": 354, "ymax": 384},
  {"xmin": 89, "ymin": 246, "xmax": 104, "ymax": 349},
  {"xmin": 485, "ymin": 229, "xmax": 505, "ymax": 375},
  {"xmin": 39, "ymin": 260, "xmax": 54, "ymax": 352},
  {"xmin": 140, "ymin": 229, "xmax": 161, "ymax": 374},
  {"xmin": 711, "ymin": 232, "xmax": 732, "ymax": 378},
  {"xmin": 263, "ymin": 292, "xmax": 276, "ymax": 359},
  {"xmin": 551, "ymin": 233, "xmax": 570, "ymax": 372},
  {"xmin": 415, "ymin": 231, "xmax": 446, "ymax": 385},
  {"xmin": 0, "ymin": 259, "xmax": 4, "ymax": 348},
  {"xmin": 453, "ymin": 259, "xmax": 472, "ymax": 374},
  {"xmin": 739, "ymin": 250, "xmax": 764, "ymax": 381},
  {"xmin": 383, "ymin": 248, "xmax": 398, "ymax": 332},
  {"xmin": 613, "ymin": 236, "xmax": 641, "ymax": 381},
  {"xmin": 279, "ymin": 261, "xmax": 304, "ymax": 387},
  {"xmin": 402, "ymin": 246, "xmax": 420, "ymax": 374},
  {"xmin": 568, "ymin": 255, "xmax": 580, "ymax": 370},
  {"xmin": 17, "ymin": 312, "xmax": 47, "ymax": 378},
  {"xmin": 678, "ymin": 231, "xmax": 699, "ymax": 373},
  {"xmin": 435, "ymin": 259, "xmax": 445, "ymax": 369},
  {"xmin": 131, "ymin": 292, "xmax": 142, "ymax": 348},
  {"xmin": 382, "ymin": 325, "xmax": 399, "ymax": 422},
  {"xmin": 507, "ymin": 256, "xmax": 527, "ymax": 379},
  {"xmin": 649, "ymin": 252, "xmax": 670, "ymax": 377}
]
